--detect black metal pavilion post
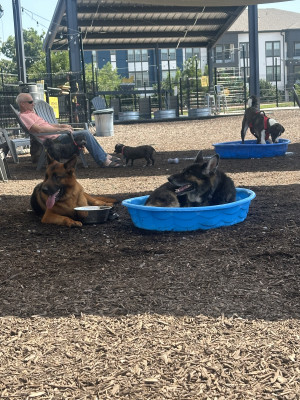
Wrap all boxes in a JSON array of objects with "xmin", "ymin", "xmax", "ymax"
[
  {"xmin": 12, "ymin": 0, "xmax": 27, "ymax": 83},
  {"xmin": 248, "ymin": 5, "xmax": 260, "ymax": 99}
]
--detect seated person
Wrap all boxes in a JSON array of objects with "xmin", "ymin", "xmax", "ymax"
[{"xmin": 16, "ymin": 93, "xmax": 121, "ymax": 167}]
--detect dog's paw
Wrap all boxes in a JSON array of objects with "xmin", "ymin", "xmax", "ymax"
[{"xmin": 64, "ymin": 218, "xmax": 83, "ymax": 227}]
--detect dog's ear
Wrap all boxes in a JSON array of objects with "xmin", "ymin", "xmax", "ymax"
[
  {"xmin": 203, "ymin": 154, "xmax": 220, "ymax": 176},
  {"xmin": 194, "ymin": 150, "xmax": 204, "ymax": 164},
  {"xmin": 64, "ymin": 154, "xmax": 78, "ymax": 171},
  {"xmin": 46, "ymin": 152, "xmax": 55, "ymax": 165}
]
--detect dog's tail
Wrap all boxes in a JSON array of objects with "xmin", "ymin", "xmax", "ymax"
[{"xmin": 247, "ymin": 95, "xmax": 258, "ymax": 109}]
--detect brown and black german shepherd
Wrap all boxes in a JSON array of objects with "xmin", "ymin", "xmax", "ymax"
[
  {"xmin": 168, "ymin": 151, "xmax": 236, "ymax": 207},
  {"xmin": 30, "ymin": 154, "xmax": 117, "ymax": 227},
  {"xmin": 145, "ymin": 182, "xmax": 181, "ymax": 207}
]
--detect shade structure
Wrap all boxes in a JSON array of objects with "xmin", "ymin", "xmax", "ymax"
[
  {"xmin": 121, "ymin": 0, "xmax": 291, "ymax": 5},
  {"xmin": 43, "ymin": 0, "xmax": 292, "ymax": 52}
]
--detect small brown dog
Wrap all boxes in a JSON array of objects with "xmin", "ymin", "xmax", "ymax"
[
  {"xmin": 114, "ymin": 143, "xmax": 155, "ymax": 166},
  {"xmin": 31, "ymin": 154, "xmax": 117, "ymax": 226}
]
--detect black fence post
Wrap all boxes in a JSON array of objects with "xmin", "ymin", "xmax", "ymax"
[
  {"xmin": 179, "ymin": 78, "xmax": 183, "ymax": 115},
  {"xmin": 275, "ymin": 58, "xmax": 279, "ymax": 107},
  {"xmin": 242, "ymin": 45, "xmax": 247, "ymax": 110},
  {"xmin": 196, "ymin": 57, "xmax": 199, "ymax": 108},
  {"xmin": 187, "ymin": 78, "xmax": 190, "ymax": 110}
]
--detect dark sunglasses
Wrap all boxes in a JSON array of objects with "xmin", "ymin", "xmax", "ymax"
[{"xmin": 24, "ymin": 101, "xmax": 34, "ymax": 104}]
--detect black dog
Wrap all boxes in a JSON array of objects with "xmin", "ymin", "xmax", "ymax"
[
  {"xmin": 114, "ymin": 143, "xmax": 155, "ymax": 166},
  {"xmin": 168, "ymin": 151, "xmax": 236, "ymax": 207},
  {"xmin": 145, "ymin": 182, "xmax": 181, "ymax": 207},
  {"xmin": 43, "ymin": 133, "xmax": 86, "ymax": 162},
  {"xmin": 241, "ymin": 96, "xmax": 285, "ymax": 144}
]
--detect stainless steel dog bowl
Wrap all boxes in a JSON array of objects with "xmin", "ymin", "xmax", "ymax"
[{"xmin": 74, "ymin": 206, "xmax": 112, "ymax": 224}]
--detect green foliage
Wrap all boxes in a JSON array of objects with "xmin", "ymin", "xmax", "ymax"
[
  {"xmin": 0, "ymin": 29, "xmax": 70, "ymax": 84},
  {"xmin": 1, "ymin": 28, "xmax": 45, "ymax": 71},
  {"xmin": 50, "ymin": 51, "xmax": 70, "ymax": 74},
  {"xmin": 178, "ymin": 56, "xmax": 209, "ymax": 106},
  {"xmin": 83, "ymin": 62, "xmax": 122, "ymax": 95},
  {"xmin": 181, "ymin": 56, "xmax": 202, "ymax": 81},
  {"xmin": 161, "ymin": 67, "xmax": 181, "ymax": 93},
  {"xmin": 259, "ymin": 79, "xmax": 277, "ymax": 102},
  {"xmin": 96, "ymin": 62, "xmax": 122, "ymax": 91},
  {"xmin": 0, "ymin": 59, "xmax": 17, "ymax": 84},
  {"xmin": 0, "ymin": 58, "xmax": 16, "ymax": 74}
]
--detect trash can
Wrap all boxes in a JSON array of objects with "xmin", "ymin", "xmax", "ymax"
[
  {"xmin": 19, "ymin": 82, "xmax": 44, "ymax": 101},
  {"xmin": 93, "ymin": 109, "xmax": 114, "ymax": 137}
]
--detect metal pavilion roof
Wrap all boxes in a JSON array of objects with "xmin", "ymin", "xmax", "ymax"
[{"xmin": 44, "ymin": 1, "xmax": 247, "ymax": 52}]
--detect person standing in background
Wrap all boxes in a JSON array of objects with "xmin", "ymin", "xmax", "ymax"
[{"xmin": 64, "ymin": 74, "xmax": 79, "ymax": 123}]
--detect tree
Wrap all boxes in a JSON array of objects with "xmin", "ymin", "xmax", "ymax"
[
  {"xmin": 1, "ymin": 28, "xmax": 45, "ymax": 72},
  {"xmin": 28, "ymin": 50, "xmax": 69, "ymax": 82},
  {"xmin": 259, "ymin": 79, "xmax": 277, "ymax": 103},
  {"xmin": 83, "ymin": 62, "xmax": 122, "ymax": 98},
  {"xmin": 50, "ymin": 51, "xmax": 69, "ymax": 74},
  {"xmin": 179, "ymin": 56, "xmax": 207, "ymax": 107},
  {"xmin": 1, "ymin": 29, "xmax": 71, "ymax": 84},
  {"xmin": 96, "ymin": 62, "xmax": 122, "ymax": 91}
]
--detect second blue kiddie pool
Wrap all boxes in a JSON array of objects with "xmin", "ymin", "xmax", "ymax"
[
  {"xmin": 122, "ymin": 188, "xmax": 256, "ymax": 232},
  {"xmin": 213, "ymin": 139, "xmax": 290, "ymax": 159}
]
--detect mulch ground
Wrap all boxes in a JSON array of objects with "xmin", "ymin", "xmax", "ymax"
[{"xmin": 0, "ymin": 109, "xmax": 300, "ymax": 399}]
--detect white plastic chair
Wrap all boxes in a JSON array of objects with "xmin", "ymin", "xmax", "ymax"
[{"xmin": 215, "ymin": 85, "xmax": 228, "ymax": 113}]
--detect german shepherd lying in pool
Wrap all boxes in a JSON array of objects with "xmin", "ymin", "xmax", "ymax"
[
  {"xmin": 167, "ymin": 151, "xmax": 236, "ymax": 207},
  {"xmin": 30, "ymin": 154, "xmax": 117, "ymax": 227},
  {"xmin": 145, "ymin": 182, "xmax": 182, "ymax": 207}
]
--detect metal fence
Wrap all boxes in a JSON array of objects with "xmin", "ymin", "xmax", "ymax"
[{"xmin": 1, "ymin": 69, "xmax": 299, "ymax": 131}]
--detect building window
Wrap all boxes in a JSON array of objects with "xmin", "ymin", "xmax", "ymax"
[
  {"xmin": 266, "ymin": 65, "xmax": 281, "ymax": 82},
  {"xmin": 215, "ymin": 45, "xmax": 223, "ymax": 63},
  {"xmin": 265, "ymin": 41, "xmax": 281, "ymax": 82},
  {"xmin": 214, "ymin": 44, "xmax": 234, "ymax": 63},
  {"xmin": 110, "ymin": 50, "xmax": 116, "ymax": 70},
  {"xmin": 266, "ymin": 41, "xmax": 280, "ymax": 57},
  {"xmin": 294, "ymin": 42, "xmax": 300, "ymax": 57},
  {"xmin": 240, "ymin": 66, "xmax": 250, "ymax": 78},
  {"xmin": 127, "ymin": 49, "xmax": 149, "ymax": 87},
  {"xmin": 224, "ymin": 44, "xmax": 234, "ymax": 62},
  {"xmin": 185, "ymin": 48, "xmax": 201, "ymax": 60},
  {"xmin": 294, "ymin": 65, "xmax": 300, "ymax": 82},
  {"xmin": 161, "ymin": 70, "xmax": 177, "ymax": 80},
  {"xmin": 239, "ymin": 42, "xmax": 249, "ymax": 58},
  {"xmin": 185, "ymin": 48, "xmax": 202, "ymax": 69},
  {"xmin": 161, "ymin": 49, "xmax": 176, "ymax": 61},
  {"xmin": 160, "ymin": 49, "xmax": 177, "ymax": 81}
]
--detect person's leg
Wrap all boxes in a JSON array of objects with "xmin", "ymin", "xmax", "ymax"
[{"xmin": 53, "ymin": 134, "xmax": 71, "ymax": 145}]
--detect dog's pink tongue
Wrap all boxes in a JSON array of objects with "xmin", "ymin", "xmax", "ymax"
[
  {"xmin": 176, "ymin": 185, "xmax": 191, "ymax": 193},
  {"xmin": 46, "ymin": 190, "xmax": 60, "ymax": 209}
]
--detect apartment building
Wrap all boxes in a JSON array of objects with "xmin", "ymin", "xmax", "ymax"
[
  {"xmin": 83, "ymin": 8, "xmax": 300, "ymax": 91},
  {"xmin": 215, "ymin": 8, "xmax": 300, "ymax": 90}
]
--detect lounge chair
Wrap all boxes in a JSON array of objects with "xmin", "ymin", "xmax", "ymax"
[{"xmin": 10, "ymin": 102, "xmax": 88, "ymax": 171}]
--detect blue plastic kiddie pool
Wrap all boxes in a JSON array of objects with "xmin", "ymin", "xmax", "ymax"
[
  {"xmin": 213, "ymin": 139, "xmax": 290, "ymax": 159},
  {"xmin": 122, "ymin": 188, "xmax": 256, "ymax": 232}
]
